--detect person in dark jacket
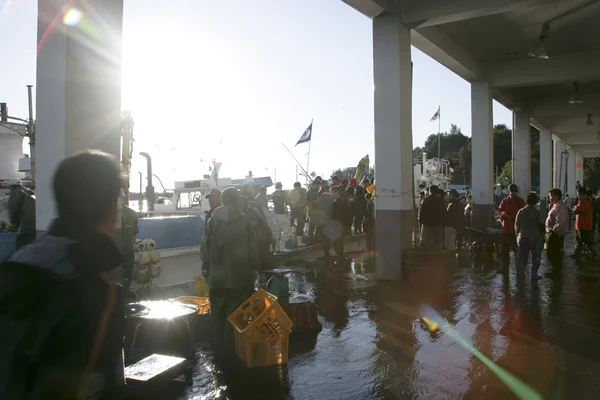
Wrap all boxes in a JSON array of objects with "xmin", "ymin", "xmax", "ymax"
[
  {"xmin": 272, "ymin": 182, "xmax": 291, "ymax": 252},
  {"xmin": 573, "ymin": 186, "xmax": 594, "ymax": 258},
  {"xmin": 419, "ymin": 185, "xmax": 446, "ymax": 250},
  {"xmin": 322, "ymin": 185, "xmax": 349, "ymax": 264},
  {"xmin": 201, "ymin": 187, "xmax": 260, "ymax": 347},
  {"xmin": 0, "ymin": 150, "xmax": 125, "ymax": 400},
  {"xmin": 242, "ymin": 184, "xmax": 274, "ymax": 229},
  {"xmin": 205, "ymin": 188, "xmax": 222, "ymax": 221},
  {"xmin": 8, "ymin": 179, "xmax": 36, "ymax": 249},
  {"xmin": 240, "ymin": 194, "xmax": 275, "ymax": 269},
  {"xmin": 444, "ymin": 189, "xmax": 465, "ymax": 251},
  {"xmin": 307, "ymin": 182, "xmax": 320, "ymax": 243},
  {"xmin": 339, "ymin": 179, "xmax": 352, "ymax": 235},
  {"xmin": 242, "ymin": 183, "xmax": 276, "ymax": 248},
  {"xmin": 594, "ymin": 190, "xmax": 600, "ymax": 239},
  {"xmin": 314, "ymin": 182, "xmax": 333, "ymax": 251},
  {"xmin": 347, "ymin": 178, "xmax": 366, "ymax": 234},
  {"xmin": 364, "ymin": 192, "xmax": 375, "ymax": 251},
  {"xmin": 255, "ymin": 186, "xmax": 268, "ymax": 210}
]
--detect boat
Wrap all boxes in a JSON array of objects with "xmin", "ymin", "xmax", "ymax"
[
  {"xmin": 0, "ymin": 115, "xmax": 33, "ymax": 228},
  {"xmin": 414, "ymin": 152, "xmax": 453, "ymax": 193},
  {"xmin": 134, "ymin": 162, "xmax": 276, "ymax": 280},
  {"xmin": 137, "ymin": 160, "xmax": 272, "ymax": 217}
]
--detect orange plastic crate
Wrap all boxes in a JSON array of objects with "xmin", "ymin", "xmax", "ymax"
[
  {"xmin": 194, "ymin": 276, "xmax": 210, "ymax": 297},
  {"xmin": 228, "ymin": 289, "xmax": 293, "ymax": 337},
  {"xmin": 171, "ymin": 296, "xmax": 210, "ymax": 314},
  {"xmin": 233, "ymin": 330, "xmax": 290, "ymax": 368}
]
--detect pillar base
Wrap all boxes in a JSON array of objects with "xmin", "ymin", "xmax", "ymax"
[
  {"xmin": 375, "ymin": 209, "xmax": 412, "ymax": 281},
  {"xmin": 471, "ymin": 204, "xmax": 494, "ymax": 230}
]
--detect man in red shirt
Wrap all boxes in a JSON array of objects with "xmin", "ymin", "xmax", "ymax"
[
  {"xmin": 573, "ymin": 186, "xmax": 594, "ymax": 258},
  {"xmin": 498, "ymin": 184, "xmax": 527, "ymax": 267}
]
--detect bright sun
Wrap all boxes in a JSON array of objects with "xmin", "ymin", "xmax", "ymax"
[{"xmin": 120, "ymin": 29, "xmax": 277, "ymax": 188}]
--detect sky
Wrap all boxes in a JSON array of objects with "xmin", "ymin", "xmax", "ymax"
[{"xmin": 0, "ymin": 0, "xmax": 512, "ymax": 191}]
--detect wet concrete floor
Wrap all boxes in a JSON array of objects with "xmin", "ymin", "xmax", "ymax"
[{"xmin": 132, "ymin": 232, "xmax": 600, "ymax": 399}]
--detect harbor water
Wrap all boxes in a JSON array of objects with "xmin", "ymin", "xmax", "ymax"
[{"xmin": 128, "ymin": 231, "xmax": 600, "ymax": 400}]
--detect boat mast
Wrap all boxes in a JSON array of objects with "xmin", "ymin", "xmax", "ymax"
[
  {"xmin": 121, "ymin": 110, "xmax": 134, "ymax": 205},
  {"xmin": 211, "ymin": 159, "xmax": 221, "ymax": 186}
]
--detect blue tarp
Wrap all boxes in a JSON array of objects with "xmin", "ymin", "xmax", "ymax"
[
  {"xmin": 0, "ymin": 232, "xmax": 18, "ymax": 261},
  {"xmin": 138, "ymin": 215, "xmax": 204, "ymax": 249}
]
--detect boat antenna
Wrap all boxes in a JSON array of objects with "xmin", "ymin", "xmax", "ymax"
[
  {"xmin": 152, "ymin": 174, "xmax": 168, "ymax": 195},
  {"xmin": 211, "ymin": 159, "xmax": 221, "ymax": 186}
]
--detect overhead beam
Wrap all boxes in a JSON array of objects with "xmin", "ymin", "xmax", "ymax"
[
  {"xmin": 532, "ymin": 116, "xmax": 599, "ymax": 135},
  {"xmin": 401, "ymin": 0, "xmax": 550, "ymax": 28},
  {"xmin": 493, "ymin": 87, "xmax": 527, "ymax": 111},
  {"xmin": 530, "ymin": 117, "xmax": 550, "ymax": 132},
  {"xmin": 554, "ymin": 132, "xmax": 600, "ymax": 145},
  {"xmin": 565, "ymin": 147, "xmax": 600, "ymax": 158},
  {"xmin": 488, "ymin": 51, "xmax": 600, "ymax": 88},
  {"xmin": 340, "ymin": 0, "xmax": 387, "ymax": 18},
  {"xmin": 529, "ymin": 93, "xmax": 600, "ymax": 116},
  {"xmin": 411, "ymin": 26, "xmax": 485, "ymax": 82}
]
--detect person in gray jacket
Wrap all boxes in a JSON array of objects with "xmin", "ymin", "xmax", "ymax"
[
  {"xmin": 8, "ymin": 179, "xmax": 36, "ymax": 249},
  {"xmin": 515, "ymin": 193, "xmax": 544, "ymax": 279},
  {"xmin": 201, "ymin": 187, "xmax": 260, "ymax": 346}
]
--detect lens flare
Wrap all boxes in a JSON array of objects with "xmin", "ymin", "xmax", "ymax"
[
  {"xmin": 422, "ymin": 307, "xmax": 542, "ymax": 400},
  {"xmin": 352, "ymin": 250, "xmax": 377, "ymax": 264},
  {"xmin": 421, "ymin": 316, "xmax": 439, "ymax": 332},
  {"xmin": 63, "ymin": 8, "xmax": 83, "ymax": 27}
]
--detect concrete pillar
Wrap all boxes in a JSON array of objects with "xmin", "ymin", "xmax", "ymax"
[
  {"xmin": 553, "ymin": 138, "xmax": 566, "ymax": 190},
  {"xmin": 567, "ymin": 147, "xmax": 576, "ymax": 198},
  {"xmin": 575, "ymin": 153, "xmax": 584, "ymax": 189},
  {"xmin": 36, "ymin": 0, "xmax": 124, "ymax": 230},
  {"xmin": 470, "ymin": 81, "xmax": 494, "ymax": 229},
  {"xmin": 512, "ymin": 111, "xmax": 531, "ymax": 195},
  {"xmin": 539, "ymin": 130, "xmax": 552, "ymax": 200},
  {"xmin": 372, "ymin": 14, "xmax": 412, "ymax": 281}
]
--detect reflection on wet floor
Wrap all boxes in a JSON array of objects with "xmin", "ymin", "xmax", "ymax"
[{"xmin": 132, "ymin": 232, "xmax": 600, "ymax": 400}]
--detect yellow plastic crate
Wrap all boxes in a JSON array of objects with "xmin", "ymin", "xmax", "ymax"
[
  {"xmin": 234, "ymin": 331, "xmax": 290, "ymax": 368},
  {"xmin": 171, "ymin": 296, "xmax": 210, "ymax": 314},
  {"xmin": 194, "ymin": 276, "xmax": 210, "ymax": 297},
  {"xmin": 228, "ymin": 289, "xmax": 293, "ymax": 337}
]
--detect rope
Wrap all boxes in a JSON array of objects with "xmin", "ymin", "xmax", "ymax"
[{"xmin": 374, "ymin": 187, "xmax": 415, "ymax": 198}]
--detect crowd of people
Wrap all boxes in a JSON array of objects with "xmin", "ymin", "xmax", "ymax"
[
  {"xmin": 417, "ymin": 180, "xmax": 600, "ymax": 279},
  {"xmin": 417, "ymin": 184, "xmax": 472, "ymax": 251},
  {"xmin": 3, "ymin": 147, "xmax": 599, "ymax": 399},
  {"xmin": 199, "ymin": 175, "xmax": 375, "ymax": 345},
  {"xmin": 202, "ymin": 175, "xmax": 376, "ymax": 264},
  {"xmin": 497, "ymin": 184, "xmax": 598, "ymax": 279},
  {"xmin": 0, "ymin": 152, "xmax": 381, "ymax": 398}
]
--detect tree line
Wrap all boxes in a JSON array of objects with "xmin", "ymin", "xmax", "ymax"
[
  {"xmin": 334, "ymin": 123, "xmax": 600, "ymax": 190},
  {"xmin": 412, "ymin": 123, "xmax": 540, "ymax": 189}
]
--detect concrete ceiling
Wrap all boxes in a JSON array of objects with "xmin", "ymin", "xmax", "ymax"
[{"xmin": 342, "ymin": 0, "xmax": 600, "ymax": 155}]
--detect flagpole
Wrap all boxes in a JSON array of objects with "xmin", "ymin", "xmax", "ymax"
[
  {"xmin": 437, "ymin": 105, "xmax": 441, "ymax": 159},
  {"xmin": 281, "ymin": 142, "xmax": 311, "ymax": 180},
  {"xmin": 306, "ymin": 119, "xmax": 313, "ymax": 185}
]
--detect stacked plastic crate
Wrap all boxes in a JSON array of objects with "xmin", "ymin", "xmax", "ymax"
[{"xmin": 228, "ymin": 289, "xmax": 293, "ymax": 368}]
